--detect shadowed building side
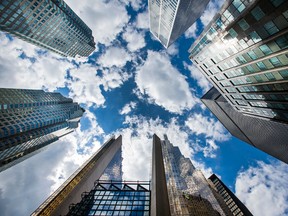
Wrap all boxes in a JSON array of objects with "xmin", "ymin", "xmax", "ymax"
[
  {"xmin": 151, "ymin": 134, "xmax": 171, "ymax": 216},
  {"xmin": 202, "ymin": 87, "xmax": 288, "ymax": 164}
]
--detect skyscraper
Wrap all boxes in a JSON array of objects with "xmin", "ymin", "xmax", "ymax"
[
  {"xmin": 149, "ymin": 0, "xmax": 210, "ymax": 48},
  {"xmin": 201, "ymin": 87, "xmax": 288, "ymax": 164},
  {"xmin": 152, "ymin": 134, "xmax": 230, "ymax": 215},
  {"xmin": 189, "ymin": 0, "xmax": 288, "ymax": 123},
  {"xmin": 208, "ymin": 174, "xmax": 253, "ymax": 216},
  {"xmin": 0, "ymin": 0, "xmax": 95, "ymax": 57},
  {"xmin": 33, "ymin": 134, "xmax": 250, "ymax": 216},
  {"xmin": 0, "ymin": 88, "xmax": 84, "ymax": 172},
  {"xmin": 32, "ymin": 135, "xmax": 151, "ymax": 216}
]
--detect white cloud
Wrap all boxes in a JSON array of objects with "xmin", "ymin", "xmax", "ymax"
[
  {"xmin": 185, "ymin": 113, "xmax": 230, "ymax": 142},
  {"xmin": 184, "ymin": 62, "xmax": 212, "ymax": 94},
  {"xmin": 185, "ymin": 113, "xmax": 230, "ymax": 158},
  {"xmin": 235, "ymin": 161, "xmax": 288, "ymax": 216},
  {"xmin": 123, "ymin": 26, "xmax": 146, "ymax": 52},
  {"xmin": 98, "ymin": 46, "xmax": 132, "ymax": 68},
  {"xmin": 0, "ymin": 33, "xmax": 71, "ymax": 91},
  {"xmin": 65, "ymin": 0, "xmax": 129, "ymax": 45},
  {"xmin": 121, "ymin": 0, "xmax": 144, "ymax": 11},
  {"xmin": 200, "ymin": 0, "xmax": 225, "ymax": 26},
  {"xmin": 135, "ymin": 51, "xmax": 198, "ymax": 113},
  {"xmin": 68, "ymin": 64, "xmax": 130, "ymax": 107},
  {"xmin": 119, "ymin": 101, "xmax": 137, "ymax": 115},
  {"xmin": 184, "ymin": 23, "xmax": 198, "ymax": 38},
  {"xmin": 135, "ymin": 10, "xmax": 149, "ymax": 29},
  {"xmin": 166, "ymin": 43, "xmax": 179, "ymax": 56}
]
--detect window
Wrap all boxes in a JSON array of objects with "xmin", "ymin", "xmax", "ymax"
[
  {"xmin": 247, "ymin": 50, "xmax": 258, "ymax": 60},
  {"xmin": 228, "ymin": 28, "xmax": 238, "ymax": 38},
  {"xmin": 233, "ymin": 0, "xmax": 245, "ymax": 12},
  {"xmin": 250, "ymin": 31, "xmax": 262, "ymax": 43},
  {"xmin": 259, "ymin": 44, "xmax": 272, "ymax": 55},
  {"xmin": 236, "ymin": 55, "xmax": 247, "ymax": 64},
  {"xmin": 238, "ymin": 19, "xmax": 250, "ymax": 31},
  {"xmin": 279, "ymin": 70, "xmax": 288, "ymax": 78},
  {"xmin": 270, "ymin": 57, "xmax": 282, "ymax": 66},
  {"xmin": 275, "ymin": 35, "xmax": 288, "ymax": 49},
  {"xmin": 251, "ymin": 6, "xmax": 265, "ymax": 21},
  {"xmin": 264, "ymin": 21, "xmax": 279, "ymax": 35},
  {"xmin": 254, "ymin": 75, "xmax": 264, "ymax": 82},
  {"xmin": 270, "ymin": 0, "xmax": 285, "ymax": 7},
  {"xmin": 257, "ymin": 61, "xmax": 267, "ymax": 70},
  {"xmin": 265, "ymin": 72, "xmax": 276, "ymax": 81}
]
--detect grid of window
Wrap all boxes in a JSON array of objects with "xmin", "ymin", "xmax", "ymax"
[
  {"xmin": 0, "ymin": 88, "xmax": 84, "ymax": 171},
  {"xmin": 0, "ymin": 0, "xmax": 95, "ymax": 57},
  {"xmin": 68, "ymin": 182, "xmax": 151, "ymax": 216},
  {"xmin": 189, "ymin": 0, "xmax": 288, "ymax": 122}
]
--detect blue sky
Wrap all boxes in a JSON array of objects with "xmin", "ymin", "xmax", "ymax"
[{"xmin": 0, "ymin": 0, "xmax": 288, "ymax": 215}]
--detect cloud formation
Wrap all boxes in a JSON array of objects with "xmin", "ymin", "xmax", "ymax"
[
  {"xmin": 135, "ymin": 51, "xmax": 198, "ymax": 113},
  {"xmin": 185, "ymin": 113, "xmax": 230, "ymax": 158},
  {"xmin": 235, "ymin": 161, "xmax": 288, "ymax": 216},
  {"xmin": 0, "ymin": 33, "xmax": 71, "ymax": 91},
  {"xmin": 184, "ymin": 62, "xmax": 212, "ymax": 94},
  {"xmin": 119, "ymin": 101, "xmax": 137, "ymax": 115},
  {"xmin": 65, "ymin": 0, "xmax": 130, "ymax": 45},
  {"xmin": 123, "ymin": 26, "xmax": 146, "ymax": 52}
]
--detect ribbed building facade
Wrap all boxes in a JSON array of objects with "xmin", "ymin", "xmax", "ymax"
[
  {"xmin": 202, "ymin": 87, "xmax": 288, "ymax": 164},
  {"xmin": 0, "ymin": 88, "xmax": 84, "ymax": 172},
  {"xmin": 189, "ymin": 0, "xmax": 288, "ymax": 123},
  {"xmin": 0, "ymin": 0, "xmax": 95, "ymax": 57},
  {"xmin": 149, "ymin": 0, "xmax": 210, "ymax": 48},
  {"xmin": 208, "ymin": 174, "xmax": 253, "ymax": 216}
]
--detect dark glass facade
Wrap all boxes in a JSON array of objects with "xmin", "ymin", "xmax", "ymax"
[
  {"xmin": 201, "ymin": 87, "xmax": 288, "ymax": 164},
  {"xmin": 208, "ymin": 174, "xmax": 253, "ymax": 216},
  {"xmin": 68, "ymin": 180, "xmax": 151, "ymax": 216},
  {"xmin": 0, "ymin": 0, "xmax": 95, "ymax": 57},
  {"xmin": 0, "ymin": 88, "xmax": 84, "ymax": 172},
  {"xmin": 189, "ymin": 0, "xmax": 288, "ymax": 123}
]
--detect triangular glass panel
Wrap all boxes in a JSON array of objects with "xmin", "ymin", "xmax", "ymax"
[
  {"xmin": 123, "ymin": 184, "xmax": 134, "ymax": 191},
  {"xmin": 137, "ymin": 184, "xmax": 149, "ymax": 191}
]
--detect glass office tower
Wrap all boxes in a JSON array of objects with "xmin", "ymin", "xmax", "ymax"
[
  {"xmin": 0, "ymin": 88, "xmax": 84, "ymax": 172},
  {"xmin": 149, "ymin": 0, "xmax": 210, "ymax": 48},
  {"xmin": 208, "ymin": 174, "xmax": 253, "ymax": 216},
  {"xmin": 0, "ymin": 0, "xmax": 95, "ymax": 57},
  {"xmin": 152, "ymin": 134, "xmax": 230, "ymax": 216},
  {"xmin": 189, "ymin": 0, "xmax": 288, "ymax": 123}
]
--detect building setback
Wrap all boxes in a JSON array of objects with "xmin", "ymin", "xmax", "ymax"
[
  {"xmin": 0, "ymin": 88, "xmax": 84, "ymax": 172},
  {"xmin": 189, "ymin": 0, "xmax": 288, "ymax": 124},
  {"xmin": 0, "ymin": 0, "xmax": 95, "ymax": 57},
  {"xmin": 202, "ymin": 87, "xmax": 288, "ymax": 164},
  {"xmin": 149, "ymin": 0, "xmax": 210, "ymax": 48},
  {"xmin": 208, "ymin": 174, "xmax": 253, "ymax": 216}
]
